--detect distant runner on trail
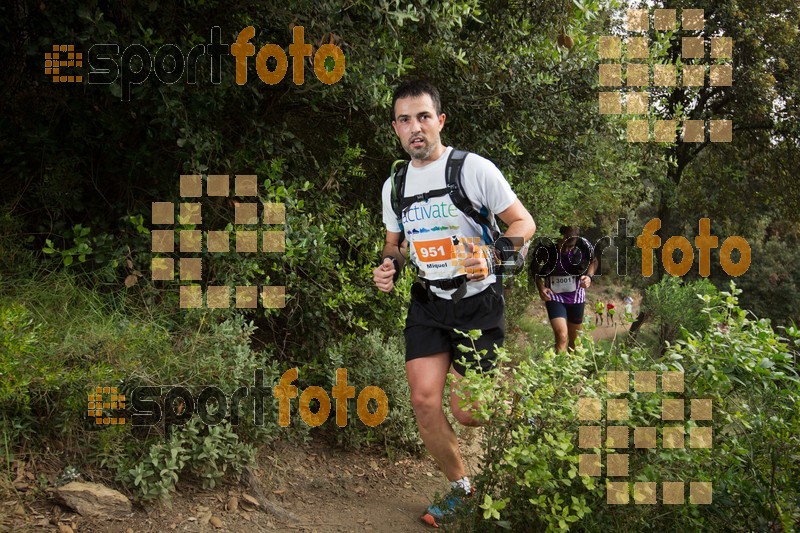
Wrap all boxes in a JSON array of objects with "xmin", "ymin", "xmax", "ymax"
[
  {"xmin": 530, "ymin": 226, "xmax": 598, "ymax": 352},
  {"xmin": 595, "ymin": 300, "xmax": 605, "ymax": 326},
  {"xmin": 607, "ymin": 301, "xmax": 616, "ymax": 326},
  {"xmin": 624, "ymin": 295, "xmax": 634, "ymax": 322},
  {"xmin": 372, "ymin": 79, "xmax": 536, "ymax": 528}
]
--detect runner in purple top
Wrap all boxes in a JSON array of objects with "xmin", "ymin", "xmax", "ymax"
[{"xmin": 531, "ymin": 226, "xmax": 598, "ymax": 352}]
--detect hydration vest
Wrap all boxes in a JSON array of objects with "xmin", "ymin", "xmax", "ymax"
[{"xmin": 389, "ymin": 149, "xmax": 501, "ymax": 245}]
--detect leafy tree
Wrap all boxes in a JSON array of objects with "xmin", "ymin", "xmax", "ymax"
[
  {"xmin": 0, "ymin": 0, "xmax": 643, "ymax": 351},
  {"xmin": 616, "ymin": 0, "xmax": 800, "ymax": 333}
]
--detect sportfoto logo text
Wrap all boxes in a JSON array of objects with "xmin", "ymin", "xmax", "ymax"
[
  {"xmin": 47, "ymin": 26, "xmax": 345, "ymax": 100},
  {"xmin": 93, "ymin": 368, "xmax": 388, "ymax": 438}
]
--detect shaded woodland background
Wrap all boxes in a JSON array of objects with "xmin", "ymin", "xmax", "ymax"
[{"xmin": 1, "ymin": 0, "xmax": 798, "ymax": 530}]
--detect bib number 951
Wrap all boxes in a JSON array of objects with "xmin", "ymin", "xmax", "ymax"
[{"xmin": 413, "ymin": 238, "xmax": 454, "ymax": 263}]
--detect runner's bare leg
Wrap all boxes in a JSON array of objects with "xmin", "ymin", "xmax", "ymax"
[{"xmin": 406, "ymin": 353, "xmax": 466, "ymax": 481}]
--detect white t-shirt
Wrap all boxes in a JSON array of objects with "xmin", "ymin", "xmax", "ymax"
[{"xmin": 381, "ymin": 147, "xmax": 517, "ymax": 299}]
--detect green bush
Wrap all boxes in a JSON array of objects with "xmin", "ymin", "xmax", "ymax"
[
  {"xmin": 0, "ymin": 274, "xmax": 138, "ymax": 453},
  {"xmin": 642, "ymin": 276, "xmax": 721, "ymax": 349},
  {"xmin": 732, "ymin": 234, "xmax": 800, "ymax": 326},
  {"xmin": 452, "ymin": 284, "xmax": 799, "ymax": 531},
  {"xmin": 0, "ymin": 272, "xmax": 309, "ymax": 500},
  {"xmin": 0, "ymin": 303, "xmax": 39, "ymax": 407},
  {"xmin": 453, "ymin": 338, "xmax": 600, "ymax": 531},
  {"xmin": 325, "ymin": 329, "xmax": 422, "ymax": 455},
  {"xmin": 0, "ymin": 303, "xmax": 41, "ymax": 459},
  {"xmin": 119, "ymin": 418, "xmax": 254, "ymax": 501}
]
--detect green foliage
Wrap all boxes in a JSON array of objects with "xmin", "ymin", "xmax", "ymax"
[
  {"xmin": 642, "ymin": 276, "xmax": 720, "ymax": 348},
  {"xmin": 120, "ymin": 418, "xmax": 254, "ymax": 501},
  {"xmin": 664, "ymin": 284, "xmax": 800, "ymax": 530},
  {"xmin": 0, "ymin": 274, "xmax": 136, "ymax": 455},
  {"xmin": 326, "ymin": 330, "xmax": 422, "ymax": 454},
  {"xmin": 0, "ymin": 303, "xmax": 39, "ymax": 407},
  {"xmin": 453, "ymin": 342, "xmax": 599, "ymax": 531},
  {"xmin": 0, "ymin": 303, "xmax": 40, "ymax": 462},
  {"xmin": 731, "ymin": 232, "xmax": 800, "ymax": 326},
  {"xmin": 0, "ymin": 273, "xmax": 304, "ymax": 500},
  {"xmin": 453, "ymin": 284, "xmax": 799, "ymax": 531},
  {"xmin": 124, "ymin": 439, "xmax": 184, "ymax": 501}
]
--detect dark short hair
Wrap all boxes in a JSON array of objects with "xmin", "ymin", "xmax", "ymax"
[
  {"xmin": 390, "ymin": 79, "xmax": 442, "ymax": 122},
  {"xmin": 559, "ymin": 225, "xmax": 580, "ymax": 238}
]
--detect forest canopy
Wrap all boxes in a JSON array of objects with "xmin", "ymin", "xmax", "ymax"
[{"xmin": 1, "ymin": 0, "xmax": 798, "ymax": 530}]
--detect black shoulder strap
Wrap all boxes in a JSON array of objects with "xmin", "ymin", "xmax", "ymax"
[
  {"xmin": 445, "ymin": 149, "xmax": 500, "ymax": 242},
  {"xmin": 389, "ymin": 159, "xmax": 408, "ymax": 222},
  {"xmin": 390, "ymin": 149, "xmax": 501, "ymax": 243},
  {"xmin": 392, "ymin": 157, "xmax": 450, "ymax": 214}
]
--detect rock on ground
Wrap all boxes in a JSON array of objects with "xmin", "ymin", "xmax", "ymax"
[{"xmin": 55, "ymin": 482, "xmax": 131, "ymax": 519}]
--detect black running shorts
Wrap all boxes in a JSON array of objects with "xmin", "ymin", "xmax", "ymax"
[
  {"xmin": 404, "ymin": 284, "xmax": 505, "ymax": 376},
  {"xmin": 545, "ymin": 300, "xmax": 585, "ymax": 325}
]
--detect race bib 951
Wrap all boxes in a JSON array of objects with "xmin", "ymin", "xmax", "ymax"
[{"xmin": 413, "ymin": 237, "xmax": 454, "ymax": 263}]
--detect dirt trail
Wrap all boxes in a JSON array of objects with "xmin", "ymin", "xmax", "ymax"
[
  {"xmin": 7, "ymin": 426, "xmax": 486, "ymax": 533},
  {"xmin": 7, "ymin": 290, "xmax": 635, "ymax": 532},
  {"xmin": 589, "ymin": 322, "xmax": 628, "ymax": 343}
]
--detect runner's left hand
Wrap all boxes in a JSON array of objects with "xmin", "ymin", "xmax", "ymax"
[
  {"xmin": 579, "ymin": 275, "xmax": 591, "ymax": 289},
  {"xmin": 464, "ymin": 243, "xmax": 489, "ymax": 281}
]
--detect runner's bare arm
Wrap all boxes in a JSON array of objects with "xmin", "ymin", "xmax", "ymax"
[
  {"xmin": 496, "ymin": 199, "xmax": 536, "ymax": 245},
  {"xmin": 374, "ymin": 231, "xmax": 405, "ymax": 293},
  {"xmin": 536, "ymin": 276, "xmax": 553, "ymax": 301},
  {"xmin": 588, "ymin": 255, "xmax": 599, "ymax": 276},
  {"xmin": 580, "ymin": 255, "xmax": 600, "ymax": 288},
  {"xmin": 380, "ymin": 231, "xmax": 406, "ymax": 269}
]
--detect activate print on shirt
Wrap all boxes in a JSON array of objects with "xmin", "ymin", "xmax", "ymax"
[
  {"xmin": 402, "ymin": 198, "xmax": 461, "ymax": 278},
  {"xmin": 403, "ymin": 200, "xmax": 460, "ymax": 223}
]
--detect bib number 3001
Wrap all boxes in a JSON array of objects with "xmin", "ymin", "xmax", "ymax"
[{"xmin": 550, "ymin": 275, "xmax": 576, "ymax": 293}]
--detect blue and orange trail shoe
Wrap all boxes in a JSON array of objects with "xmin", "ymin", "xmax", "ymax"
[{"xmin": 421, "ymin": 487, "xmax": 475, "ymax": 528}]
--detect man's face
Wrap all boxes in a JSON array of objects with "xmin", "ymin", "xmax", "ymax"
[{"xmin": 392, "ymin": 94, "xmax": 446, "ymax": 162}]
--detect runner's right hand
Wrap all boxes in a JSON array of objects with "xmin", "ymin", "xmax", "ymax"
[
  {"xmin": 538, "ymin": 288, "xmax": 554, "ymax": 301},
  {"xmin": 373, "ymin": 258, "xmax": 396, "ymax": 293}
]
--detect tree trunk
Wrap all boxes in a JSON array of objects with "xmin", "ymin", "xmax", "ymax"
[{"xmin": 629, "ymin": 152, "xmax": 680, "ymax": 339}]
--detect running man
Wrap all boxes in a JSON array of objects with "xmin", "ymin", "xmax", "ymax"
[
  {"xmin": 372, "ymin": 79, "xmax": 536, "ymax": 527},
  {"xmin": 607, "ymin": 301, "xmax": 616, "ymax": 326},
  {"xmin": 623, "ymin": 295, "xmax": 634, "ymax": 322},
  {"xmin": 595, "ymin": 300, "xmax": 605, "ymax": 326},
  {"xmin": 531, "ymin": 226, "xmax": 598, "ymax": 352}
]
